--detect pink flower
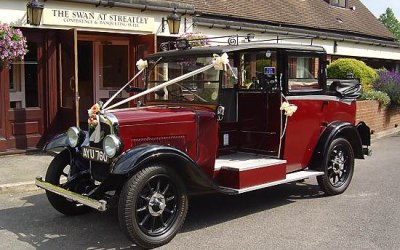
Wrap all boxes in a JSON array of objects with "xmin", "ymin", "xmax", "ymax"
[{"xmin": 0, "ymin": 22, "xmax": 28, "ymax": 67}]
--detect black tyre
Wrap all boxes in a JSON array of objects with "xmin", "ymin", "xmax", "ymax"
[
  {"xmin": 45, "ymin": 150, "xmax": 92, "ymax": 215},
  {"xmin": 317, "ymin": 138, "xmax": 355, "ymax": 196},
  {"xmin": 118, "ymin": 165, "xmax": 188, "ymax": 249}
]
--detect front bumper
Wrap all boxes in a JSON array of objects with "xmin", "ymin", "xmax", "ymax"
[{"xmin": 35, "ymin": 177, "xmax": 107, "ymax": 211}]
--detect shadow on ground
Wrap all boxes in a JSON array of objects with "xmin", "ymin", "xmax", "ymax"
[{"xmin": 0, "ymin": 181, "xmax": 324, "ymax": 249}]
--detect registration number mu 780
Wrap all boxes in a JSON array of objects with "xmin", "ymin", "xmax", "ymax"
[{"xmin": 81, "ymin": 147, "xmax": 109, "ymax": 163}]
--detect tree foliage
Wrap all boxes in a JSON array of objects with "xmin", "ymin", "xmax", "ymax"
[{"xmin": 379, "ymin": 8, "xmax": 400, "ymax": 41}]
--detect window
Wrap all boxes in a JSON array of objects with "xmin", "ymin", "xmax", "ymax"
[
  {"xmin": 288, "ymin": 55, "xmax": 322, "ymax": 92},
  {"xmin": 148, "ymin": 56, "xmax": 220, "ymax": 104},
  {"xmin": 222, "ymin": 55, "xmax": 238, "ymax": 89},
  {"xmin": 240, "ymin": 50, "xmax": 278, "ymax": 90},
  {"xmin": 9, "ymin": 42, "xmax": 39, "ymax": 108},
  {"xmin": 330, "ymin": 0, "xmax": 347, "ymax": 8}
]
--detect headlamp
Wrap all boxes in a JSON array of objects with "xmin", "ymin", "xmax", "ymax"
[
  {"xmin": 103, "ymin": 134, "xmax": 121, "ymax": 158},
  {"xmin": 67, "ymin": 127, "xmax": 83, "ymax": 148}
]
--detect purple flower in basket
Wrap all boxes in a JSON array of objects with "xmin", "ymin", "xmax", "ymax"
[{"xmin": 0, "ymin": 22, "xmax": 28, "ymax": 68}]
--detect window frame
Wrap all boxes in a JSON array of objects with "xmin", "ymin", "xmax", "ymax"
[
  {"xmin": 330, "ymin": 0, "xmax": 347, "ymax": 8},
  {"xmin": 285, "ymin": 51, "xmax": 326, "ymax": 96}
]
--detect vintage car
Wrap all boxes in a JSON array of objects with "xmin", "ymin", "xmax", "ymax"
[{"xmin": 36, "ymin": 40, "xmax": 371, "ymax": 249}]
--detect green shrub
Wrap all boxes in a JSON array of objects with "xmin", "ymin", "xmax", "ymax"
[
  {"xmin": 327, "ymin": 58, "xmax": 377, "ymax": 91},
  {"xmin": 360, "ymin": 90, "xmax": 391, "ymax": 106}
]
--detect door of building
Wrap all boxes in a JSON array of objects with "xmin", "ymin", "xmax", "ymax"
[
  {"xmin": 5, "ymin": 32, "xmax": 46, "ymax": 149},
  {"xmin": 58, "ymin": 28, "xmax": 79, "ymax": 129},
  {"xmin": 93, "ymin": 40, "xmax": 130, "ymax": 107}
]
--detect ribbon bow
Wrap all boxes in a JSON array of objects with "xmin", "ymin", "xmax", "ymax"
[
  {"xmin": 212, "ymin": 53, "xmax": 229, "ymax": 71},
  {"xmin": 136, "ymin": 59, "xmax": 148, "ymax": 71},
  {"xmin": 280, "ymin": 102, "xmax": 298, "ymax": 117}
]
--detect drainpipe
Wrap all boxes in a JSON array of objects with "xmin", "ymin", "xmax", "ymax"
[{"xmin": 58, "ymin": 0, "xmax": 196, "ymax": 15}]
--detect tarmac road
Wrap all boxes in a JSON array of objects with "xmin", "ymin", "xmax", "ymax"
[{"xmin": 0, "ymin": 133, "xmax": 399, "ymax": 250}]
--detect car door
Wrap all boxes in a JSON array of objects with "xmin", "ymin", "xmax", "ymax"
[{"xmin": 281, "ymin": 52, "xmax": 327, "ymax": 173}]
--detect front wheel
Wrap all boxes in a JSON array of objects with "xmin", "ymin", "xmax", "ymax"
[
  {"xmin": 317, "ymin": 138, "xmax": 355, "ymax": 196},
  {"xmin": 45, "ymin": 150, "xmax": 92, "ymax": 215},
  {"xmin": 118, "ymin": 165, "xmax": 188, "ymax": 249}
]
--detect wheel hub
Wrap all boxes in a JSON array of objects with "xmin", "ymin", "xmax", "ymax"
[
  {"xmin": 148, "ymin": 192, "xmax": 166, "ymax": 216},
  {"xmin": 332, "ymin": 151, "xmax": 345, "ymax": 175}
]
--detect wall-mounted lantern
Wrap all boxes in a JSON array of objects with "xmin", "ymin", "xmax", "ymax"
[
  {"xmin": 27, "ymin": 0, "xmax": 44, "ymax": 26},
  {"xmin": 162, "ymin": 8, "xmax": 181, "ymax": 35}
]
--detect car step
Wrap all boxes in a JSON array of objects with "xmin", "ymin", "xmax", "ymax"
[{"xmin": 219, "ymin": 170, "xmax": 324, "ymax": 194}]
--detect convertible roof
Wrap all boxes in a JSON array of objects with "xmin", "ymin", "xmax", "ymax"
[{"xmin": 146, "ymin": 43, "xmax": 326, "ymax": 59}]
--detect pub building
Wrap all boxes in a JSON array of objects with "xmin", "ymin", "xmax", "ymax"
[
  {"xmin": 1, "ymin": 0, "xmax": 400, "ymax": 154},
  {"xmin": 0, "ymin": 0, "xmax": 194, "ymax": 153}
]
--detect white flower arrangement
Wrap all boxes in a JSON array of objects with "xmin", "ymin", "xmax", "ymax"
[{"xmin": 280, "ymin": 102, "xmax": 298, "ymax": 117}]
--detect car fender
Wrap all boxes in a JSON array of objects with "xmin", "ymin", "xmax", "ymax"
[
  {"xmin": 44, "ymin": 131, "xmax": 89, "ymax": 155},
  {"xmin": 43, "ymin": 133, "xmax": 69, "ymax": 155},
  {"xmin": 111, "ymin": 144, "xmax": 219, "ymax": 193},
  {"xmin": 309, "ymin": 121, "xmax": 364, "ymax": 170}
]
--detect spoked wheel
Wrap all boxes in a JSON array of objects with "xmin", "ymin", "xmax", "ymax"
[
  {"xmin": 45, "ymin": 149, "xmax": 92, "ymax": 215},
  {"xmin": 118, "ymin": 165, "xmax": 188, "ymax": 249},
  {"xmin": 317, "ymin": 138, "xmax": 355, "ymax": 195}
]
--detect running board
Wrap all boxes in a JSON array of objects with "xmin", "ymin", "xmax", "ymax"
[{"xmin": 219, "ymin": 170, "xmax": 324, "ymax": 194}]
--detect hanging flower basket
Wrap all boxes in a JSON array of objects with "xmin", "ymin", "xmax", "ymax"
[
  {"xmin": 0, "ymin": 23, "xmax": 28, "ymax": 69},
  {"xmin": 179, "ymin": 32, "xmax": 209, "ymax": 47}
]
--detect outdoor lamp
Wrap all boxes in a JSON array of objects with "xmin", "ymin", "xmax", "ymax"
[
  {"xmin": 27, "ymin": 0, "xmax": 44, "ymax": 26},
  {"xmin": 162, "ymin": 8, "xmax": 181, "ymax": 34}
]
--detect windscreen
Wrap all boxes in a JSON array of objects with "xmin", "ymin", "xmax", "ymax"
[{"xmin": 147, "ymin": 56, "xmax": 220, "ymax": 104}]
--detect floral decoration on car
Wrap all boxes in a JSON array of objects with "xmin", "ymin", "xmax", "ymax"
[
  {"xmin": 88, "ymin": 102, "xmax": 101, "ymax": 128},
  {"xmin": 280, "ymin": 102, "xmax": 298, "ymax": 117}
]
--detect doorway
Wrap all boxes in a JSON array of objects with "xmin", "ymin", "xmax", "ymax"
[
  {"xmin": 72, "ymin": 39, "xmax": 131, "ymax": 125},
  {"xmin": 78, "ymin": 41, "xmax": 94, "ymax": 123},
  {"xmin": 93, "ymin": 40, "xmax": 130, "ymax": 108}
]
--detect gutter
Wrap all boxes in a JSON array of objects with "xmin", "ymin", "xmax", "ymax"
[
  {"xmin": 195, "ymin": 17, "xmax": 400, "ymax": 49},
  {"xmin": 58, "ymin": 0, "xmax": 195, "ymax": 15}
]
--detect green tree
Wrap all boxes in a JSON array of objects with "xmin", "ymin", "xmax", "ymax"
[{"xmin": 379, "ymin": 8, "xmax": 400, "ymax": 41}]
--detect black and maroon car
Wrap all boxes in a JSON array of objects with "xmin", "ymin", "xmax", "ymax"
[{"xmin": 36, "ymin": 41, "xmax": 371, "ymax": 249}]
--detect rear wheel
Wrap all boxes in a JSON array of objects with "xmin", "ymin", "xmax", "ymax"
[
  {"xmin": 118, "ymin": 165, "xmax": 188, "ymax": 249},
  {"xmin": 317, "ymin": 138, "xmax": 355, "ymax": 195},
  {"xmin": 45, "ymin": 150, "xmax": 92, "ymax": 215}
]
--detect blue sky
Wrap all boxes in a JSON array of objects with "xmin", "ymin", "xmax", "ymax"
[{"xmin": 361, "ymin": 0, "xmax": 400, "ymax": 18}]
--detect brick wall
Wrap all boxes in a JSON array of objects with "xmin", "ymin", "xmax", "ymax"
[{"xmin": 356, "ymin": 100, "xmax": 400, "ymax": 134}]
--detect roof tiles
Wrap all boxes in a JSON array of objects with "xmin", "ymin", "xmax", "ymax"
[{"xmin": 169, "ymin": 0, "xmax": 394, "ymax": 41}]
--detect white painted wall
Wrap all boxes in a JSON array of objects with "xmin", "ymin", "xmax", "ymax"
[{"xmin": 196, "ymin": 25, "xmax": 400, "ymax": 61}]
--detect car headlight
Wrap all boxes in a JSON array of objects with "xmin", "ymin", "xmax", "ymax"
[
  {"xmin": 103, "ymin": 135, "xmax": 121, "ymax": 158},
  {"xmin": 67, "ymin": 127, "xmax": 83, "ymax": 148}
]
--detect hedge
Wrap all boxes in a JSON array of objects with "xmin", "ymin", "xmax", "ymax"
[{"xmin": 327, "ymin": 58, "xmax": 377, "ymax": 91}]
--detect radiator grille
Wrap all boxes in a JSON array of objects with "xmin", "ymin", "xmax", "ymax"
[{"xmin": 133, "ymin": 136, "xmax": 186, "ymax": 152}]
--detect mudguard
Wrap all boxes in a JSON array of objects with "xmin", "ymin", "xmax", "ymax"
[
  {"xmin": 43, "ymin": 133, "xmax": 69, "ymax": 155},
  {"xmin": 111, "ymin": 144, "xmax": 220, "ymax": 193},
  {"xmin": 310, "ymin": 121, "xmax": 364, "ymax": 170},
  {"xmin": 44, "ymin": 131, "xmax": 89, "ymax": 155}
]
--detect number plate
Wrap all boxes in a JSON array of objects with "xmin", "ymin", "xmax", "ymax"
[{"xmin": 81, "ymin": 147, "xmax": 109, "ymax": 163}]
